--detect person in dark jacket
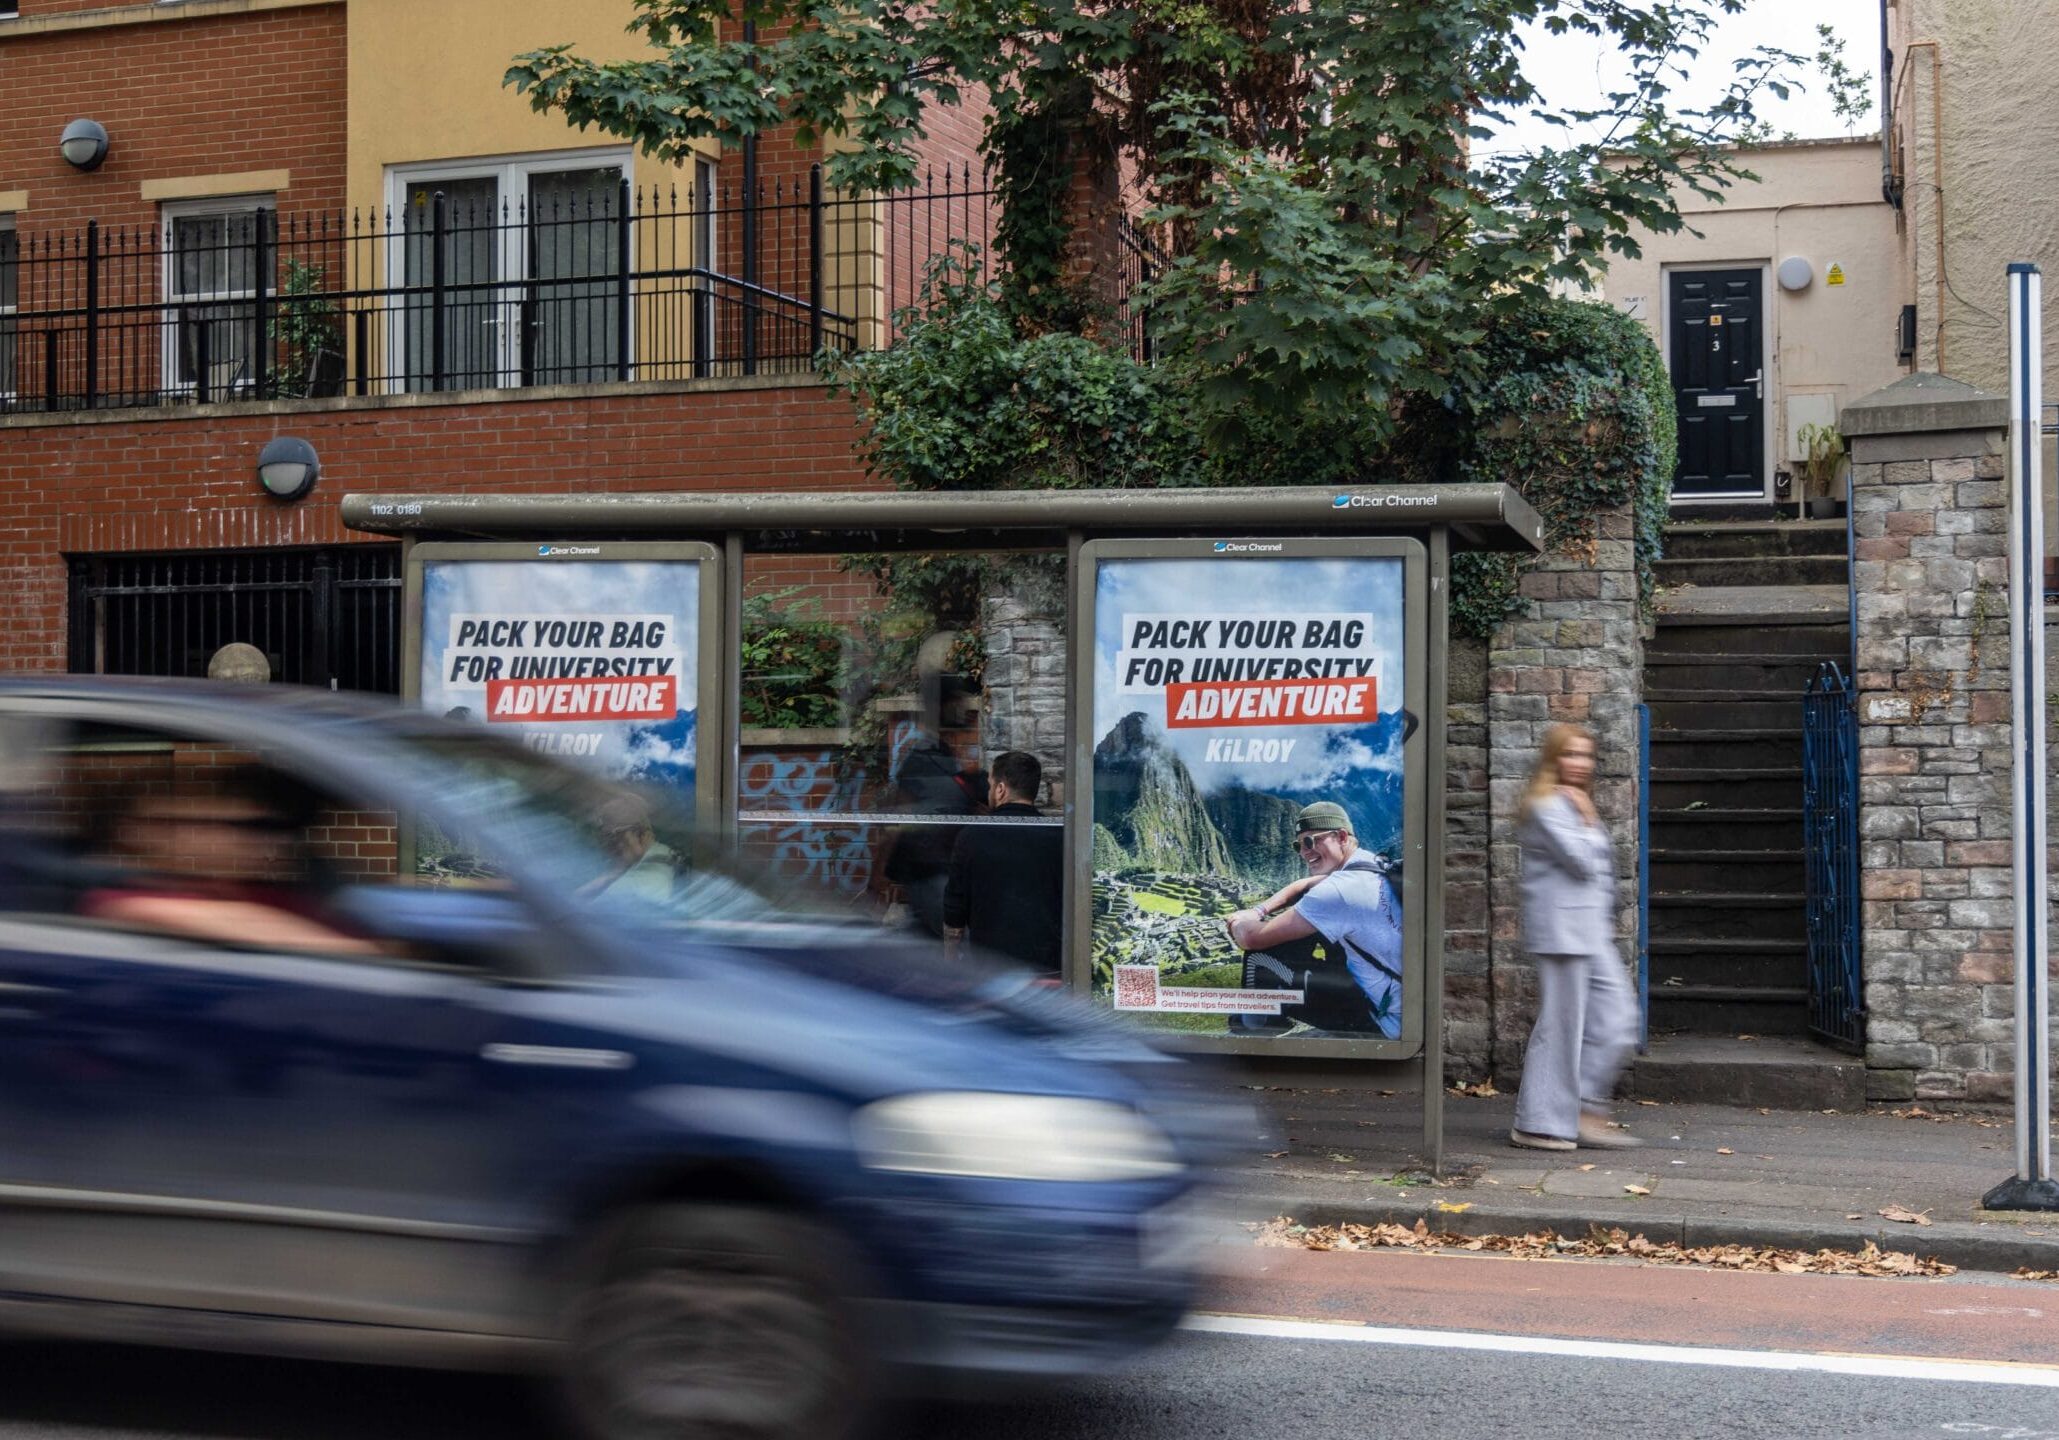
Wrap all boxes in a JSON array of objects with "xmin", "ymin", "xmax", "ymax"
[{"xmin": 942, "ymin": 751, "xmax": 1063, "ymax": 975}]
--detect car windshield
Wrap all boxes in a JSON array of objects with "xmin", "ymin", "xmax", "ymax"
[{"xmin": 384, "ymin": 726, "xmax": 781, "ymax": 926}]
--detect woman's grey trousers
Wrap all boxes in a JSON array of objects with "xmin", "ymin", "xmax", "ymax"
[{"xmin": 1511, "ymin": 947, "xmax": 1638, "ymax": 1141}]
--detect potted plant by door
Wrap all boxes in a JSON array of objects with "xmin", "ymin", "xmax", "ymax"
[{"xmin": 1796, "ymin": 422, "xmax": 1847, "ymax": 520}]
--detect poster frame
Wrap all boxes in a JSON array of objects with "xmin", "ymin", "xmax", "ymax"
[
  {"xmin": 1068, "ymin": 534, "xmax": 1430, "ymax": 1061},
  {"xmin": 400, "ymin": 539, "xmax": 729, "ymax": 843}
]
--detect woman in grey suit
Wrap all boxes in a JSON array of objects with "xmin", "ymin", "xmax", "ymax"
[{"xmin": 1510, "ymin": 724, "xmax": 1642, "ymax": 1151}]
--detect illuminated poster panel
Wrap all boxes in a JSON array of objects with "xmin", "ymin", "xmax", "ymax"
[{"xmin": 1076, "ymin": 537, "xmax": 1426, "ymax": 1057}]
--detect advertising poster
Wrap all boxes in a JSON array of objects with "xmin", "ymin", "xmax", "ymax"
[
  {"xmin": 417, "ymin": 552, "xmax": 704, "ymax": 806},
  {"xmin": 1088, "ymin": 549, "xmax": 1410, "ymax": 1043}
]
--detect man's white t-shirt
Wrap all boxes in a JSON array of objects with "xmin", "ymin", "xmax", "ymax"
[{"xmin": 1293, "ymin": 852, "xmax": 1403, "ymax": 1038}]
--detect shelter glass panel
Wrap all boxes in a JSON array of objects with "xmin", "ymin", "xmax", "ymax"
[{"xmin": 736, "ymin": 549, "xmax": 1066, "ymax": 973}]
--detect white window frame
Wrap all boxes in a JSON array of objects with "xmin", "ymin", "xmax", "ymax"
[
  {"xmin": 159, "ymin": 193, "xmax": 275, "ymax": 400},
  {"xmin": 383, "ymin": 147, "xmax": 633, "ymax": 391},
  {"xmin": 0, "ymin": 215, "xmax": 17, "ymax": 405}
]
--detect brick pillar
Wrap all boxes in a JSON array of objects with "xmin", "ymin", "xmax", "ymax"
[
  {"xmin": 1842, "ymin": 373, "xmax": 2013, "ymax": 1101},
  {"xmin": 1487, "ymin": 502, "xmax": 1644, "ymax": 1083}
]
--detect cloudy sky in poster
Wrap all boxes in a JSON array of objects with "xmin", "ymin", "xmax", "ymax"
[
  {"xmin": 1091, "ymin": 555, "xmax": 1405, "ymax": 794},
  {"xmin": 419, "ymin": 558, "xmax": 701, "ymax": 790}
]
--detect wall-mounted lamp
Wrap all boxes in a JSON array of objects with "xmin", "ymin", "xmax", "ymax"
[
  {"xmin": 256, "ymin": 436, "xmax": 320, "ymax": 502},
  {"xmin": 59, "ymin": 118, "xmax": 110, "ymax": 172},
  {"xmin": 1776, "ymin": 256, "xmax": 1814, "ymax": 292}
]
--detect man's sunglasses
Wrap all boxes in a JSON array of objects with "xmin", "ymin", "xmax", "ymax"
[{"xmin": 1291, "ymin": 829, "xmax": 1341, "ymax": 855}]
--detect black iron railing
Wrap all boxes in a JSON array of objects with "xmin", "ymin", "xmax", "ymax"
[
  {"xmin": 66, "ymin": 546, "xmax": 403, "ymax": 694},
  {"xmin": 2, "ymin": 166, "xmax": 1004, "ymax": 412},
  {"xmin": 1802, "ymin": 660, "xmax": 1863, "ymax": 1052}
]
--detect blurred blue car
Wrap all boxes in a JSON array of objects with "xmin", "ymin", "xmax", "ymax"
[{"xmin": 0, "ymin": 679, "xmax": 1228, "ymax": 1440}]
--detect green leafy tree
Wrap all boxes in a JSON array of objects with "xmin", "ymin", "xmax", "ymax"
[
  {"xmin": 1811, "ymin": 22, "xmax": 1874, "ymax": 134},
  {"xmin": 508, "ymin": 0, "xmax": 1800, "ymax": 394}
]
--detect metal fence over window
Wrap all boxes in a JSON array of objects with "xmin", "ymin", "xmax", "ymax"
[
  {"xmin": 0, "ymin": 166, "xmax": 1132, "ymax": 413},
  {"xmin": 67, "ymin": 547, "xmax": 402, "ymax": 694}
]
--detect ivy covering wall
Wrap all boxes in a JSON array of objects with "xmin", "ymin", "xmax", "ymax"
[{"xmin": 834, "ymin": 273, "xmax": 1677, "ymax": 637}]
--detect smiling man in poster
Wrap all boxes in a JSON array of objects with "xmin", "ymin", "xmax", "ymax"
[
  {"xmin": 1223, "ymin": 801, "xmax": 1403, "ymax": 1038},
  {"xmin": 1090, "ymin": 548, "xmax": 1410, "ymax": 1044}
]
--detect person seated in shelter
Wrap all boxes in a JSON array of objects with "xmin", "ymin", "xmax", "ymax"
[
  {"xmin": 578, "ymin": 792, "xmax": 682, "ymax": 905},
  {"xmin": 80, "ymin": 768, "xmax": 378, "ymax": 955}
]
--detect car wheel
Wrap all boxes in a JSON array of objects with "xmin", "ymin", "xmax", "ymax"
[{"xmin": 564, "ymin": 1203, "xmax": 872, "ymax": 1440}]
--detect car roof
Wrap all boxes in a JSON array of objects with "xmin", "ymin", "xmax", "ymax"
[{"xmin": 0, "ymin": 675, "xmax": 406, "ymax": 726}]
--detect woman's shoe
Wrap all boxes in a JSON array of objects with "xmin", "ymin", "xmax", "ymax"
[
  {"xmin": 1578, "ymin": 1117, "xmax": 1645, "ymax": 1149},
  {"xmin": 1509, "ymin": 1128, "xmax": 1576, "ymax": 1151}
]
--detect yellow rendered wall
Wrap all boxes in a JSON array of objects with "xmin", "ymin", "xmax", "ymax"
[{"xmin": 346, "ymin": 0, "xmax": 705, "ymax": 216}]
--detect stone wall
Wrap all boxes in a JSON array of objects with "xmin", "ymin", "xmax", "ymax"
[
  {"xmin": 980, "ymin": 584, "xmax": 1070, "ymax": 805},
  {"xmin": 1843, "ymin": 373, "xmax": 2016, "ymax": 1101},
  {"xmin": 1486, "ymin": 503, "xmax": 1646, "ymax": 1083},
  {"xmin": 1442, "ymin": 631, "xmax": 1493, "ymax": 1080}
]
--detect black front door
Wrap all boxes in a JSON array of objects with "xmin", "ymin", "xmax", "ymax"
[{"xmin": 1669, "ymin": 269, "xmax": 1765, "ymax": 498}]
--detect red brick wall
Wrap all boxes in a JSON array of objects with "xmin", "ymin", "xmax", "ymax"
[
  {"xmin": 16, "ymin": 0, "xmax": 164, "ymax": 18},
  {"xmin": 0, "ymin": 5, "xmax": 349, "ymax": 237},
  {"xmin": 0, "ymin": 381, "xmax": 881, "ymax": 673}
]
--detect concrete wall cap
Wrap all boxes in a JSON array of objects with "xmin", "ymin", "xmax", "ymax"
[{"xmin": 1841, "ymin": 372, "xmax": 2008, "ymax": 437}]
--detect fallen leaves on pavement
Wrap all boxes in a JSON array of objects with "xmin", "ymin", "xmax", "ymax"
[
  {"xmin": 1624, "ymin": 1184, "xmax": 1652, "ymax": 1196},
  {"xmin": 2015, "ymin": 1268, "xmax": 2059, "ymax": 1282},
  {"xmin": 1716, "ymin": 1148, "xmax": 1734, "ymax": 1155},
  {"xmin": 1885, "ymin": 1106, "xmax": 2005, "ymax": 1129},
  {"xmin": 1878, "ymin": 1204, "xmax": 1933, "ymax": 1226},
  {"xmin": 1252, "ymin": 1217, "xmax": 1956, "ymax": 1278},
  {"xmin": 1448, "ymin": 1080, "xmax": 1499, "ymax": 1098}
]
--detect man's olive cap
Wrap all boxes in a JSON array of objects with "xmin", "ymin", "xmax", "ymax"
[{"xmin": 1296, "ymin": 801, "xmax": 1353, "ymax": 835}]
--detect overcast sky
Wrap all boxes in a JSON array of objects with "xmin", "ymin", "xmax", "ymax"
[{"xmin": 1479, "ymin": 0, "xmax": 1882, "ymax": 158}]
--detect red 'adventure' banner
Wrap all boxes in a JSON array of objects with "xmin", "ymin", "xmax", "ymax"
[
  {"xmin": 1164, "ymin": 677, "xmax": 1377, "ymax": 729},
  {"xmin": 486, "ymin": 676, "xmax": 678, "ymax": 722}
]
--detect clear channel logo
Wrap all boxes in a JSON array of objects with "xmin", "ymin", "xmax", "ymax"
[
  {"xmin": 1332, "ymin": 492, "xmax": 1440, "ymax": 509},
  {"xmin": 1212, "ymin": 540, "xmax": 1284, "ymax": 554},
  {"xmin": 537, "ymin": 544, "xmax": 603, "ymax": 558}
]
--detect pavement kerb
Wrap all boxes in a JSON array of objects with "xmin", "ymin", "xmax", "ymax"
[{"xmin": 1231, "ymin": 1193, "xmax": 2059, "ymax": 1277}]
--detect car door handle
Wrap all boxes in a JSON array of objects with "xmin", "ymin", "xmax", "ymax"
[{"xmin": 481, "ymin": 1043, "xmax": 634, "ymax": 1070}]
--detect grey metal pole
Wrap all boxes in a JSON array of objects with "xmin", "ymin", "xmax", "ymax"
[{"xmin": 1982, "ymin": 261, "xmax": 2059, "ymax": 1212}]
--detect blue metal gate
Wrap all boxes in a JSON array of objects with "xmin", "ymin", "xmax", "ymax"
[
  {"xmin": 1636, "ymin": 701, "xmax": 1650, "ymax": 1052},
  {"xmin": 1802, "ymin": 661, "xmax": 1864, "ymax": 1052}
]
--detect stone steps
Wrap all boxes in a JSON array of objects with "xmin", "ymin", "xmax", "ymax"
[
  {"xmin": 1661, "ymin": 519, "xmax": 1849, "ymax": 561},
  {"xmin": 1626, "ymin": 1033, "xmax": 1865, "ymax": 1109},
  {"xmin": 1640, "ymin": 520, "xmax": 1849, "ymax": 1047}
]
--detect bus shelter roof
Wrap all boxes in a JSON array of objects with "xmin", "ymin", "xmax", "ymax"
[{"xmin": 341, "ymin": 484, "xmax": 1543, "ymax": 553}]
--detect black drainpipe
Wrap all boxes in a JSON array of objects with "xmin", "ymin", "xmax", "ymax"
[{"xmin": 1880, "ymin": 0, "xmax": 1902, "ymax": 208}]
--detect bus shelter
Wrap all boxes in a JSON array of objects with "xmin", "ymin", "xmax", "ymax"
[{"xmin": 343, "ymin": 484, "xmax": 1542, "ymax": 1169}]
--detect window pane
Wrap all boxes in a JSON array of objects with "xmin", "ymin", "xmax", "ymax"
[
  {"xmin": 0, "ymin": 227, "xmax": 15, "ymax": 399},
  {"xmin": 527, "ymin": 166, "xmax": 621, "ymax": 385},
  {"xmin": 172, "ymin": 213, "xmax": 260, "ymax": 298},
  {"xmin": 0, "ymin": 722, "xmax": 402, "ymax": 950},
  {"xmin": 168, "ymin": 209, "xmax": 270, "ymax": 391},
  {"xmin": 401, "ymin": 177, "xmax": 500, "ymax": 391}
]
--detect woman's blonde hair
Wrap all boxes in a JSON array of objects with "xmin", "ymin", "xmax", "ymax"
[{"xmin": 1520, "ymin": 723, "xmax": 1597, "ymax": 820}]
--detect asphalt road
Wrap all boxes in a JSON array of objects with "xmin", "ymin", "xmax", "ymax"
[{"xmin": 0, "ymin": 1250, "xmax": 2055, "ymax": 1440}]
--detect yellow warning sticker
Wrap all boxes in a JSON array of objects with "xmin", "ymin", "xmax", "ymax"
[{"xmin": 1826, "ymin": 263, "xmax": 1846, "ymax": 286}]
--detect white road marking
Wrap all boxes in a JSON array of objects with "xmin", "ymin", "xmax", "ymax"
[{"xmin": 1185, "ymin": 1314, "xmax": 2059, "ymax": 1388}]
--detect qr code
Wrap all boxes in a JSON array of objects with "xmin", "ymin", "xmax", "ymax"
[{"xmin": 1114, "ymin": 964, "xmax": 1160, "ymax": 1011}]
